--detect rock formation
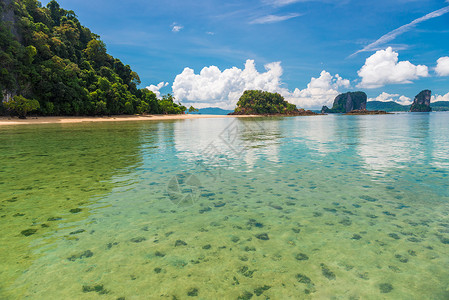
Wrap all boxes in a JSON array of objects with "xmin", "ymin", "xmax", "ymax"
[
  {"xmin": 410, "ymin": 90, "xmax": 432, "ymax": 112},
  {"xmin": 321, "ymin": 92, "xmax": 367, "ymax": 113}
]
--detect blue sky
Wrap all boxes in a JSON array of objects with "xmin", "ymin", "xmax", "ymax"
[{"xmin": 42, "ymin": 0, "xmax": 449, "ymax": 109}]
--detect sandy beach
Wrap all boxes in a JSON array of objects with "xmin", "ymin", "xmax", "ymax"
[{"xmin": 0, "ymin": 114, "xmax": 255, "ymax": 126}]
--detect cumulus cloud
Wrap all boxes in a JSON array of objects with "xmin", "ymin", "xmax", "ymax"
[
  {"xmin": 357, "ymin": 47, "xmax": 429, "ymax": 88},
  {"xmin": 435, "ymin": 56, "xmax": 449, "ymax": 76},
  {"xmin": 368, "ymin": 92, "xmax": 412, "ymax": 105},
  {"xmin": 172, "ymin": 60, "xmax": 350, "ymax": 109},
  {"xmin": 146, "ymin": 82, "xmax": 168, "ymax": 99},
  {"xmin": 431, "ymin": 92, "xmax": 449, "ymax": 103},
  {"xmin": 351, "ymin": 5, "xmax": 449, "ymax": 56},
  {"xmin": 250, "ymin": 13, "xmax": 302, "ymax": 24},
  {"xmin": 172, "ymin": 60, "xmax": 286, "ymax": 109},
  {"xmin": 286, "ymin": 71, "xmax": 350, "ymax": 108}
]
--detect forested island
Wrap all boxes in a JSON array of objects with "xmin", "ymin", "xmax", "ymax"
[
  {"xmin": 0, "ymin": 0, "xmax": 188, "ymax": 117},
  {"xmin": 229, "ymin": 90, "xmax": 317, "ymax": 116}
]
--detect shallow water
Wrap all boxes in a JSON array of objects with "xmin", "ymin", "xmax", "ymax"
[{"xmin": 1, "ymin": 113, "xmax": 449, "ymax": 299}]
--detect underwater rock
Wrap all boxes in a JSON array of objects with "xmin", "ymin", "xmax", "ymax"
[
  {"xmin": 82, "ymin": 284, "xmax": 108, "ymax": 294},
  {"xmin": 154, "ymin": 267, "xmax": 162, "ymax": 273},
  {"xmin": 388, "ymin": 233, "xmax": 400, "ymax": 240},
  {"xmin": 359, "ymin": 195, "xmax": 377, "ymax": 202},
  {"xmin": 69, "ymin": 208, "xmax": 82, "ymax": 213},
  {"xmin": 295, "ymin": 253, "xmax": 309, "ymax": 261},
  {"xmin": 231, "ymin": 236, "xmax": 240, "ymax": 243},
  {"xmin": 237, "ymin": 291, "xmax": 253, "ymax": 300},
  {"xmin": 395, "ymin": 254, "xmax": 408, "ymax": 263},
  {"xmin": 292, "ymin": 228, "xmax": 301, "ymax": 233},
  {"xmin": 130, "ymin": 237, "xmax": 146, "ymax": 243},
  {"xmin": 254, "ymin": 285, "xmax": 271, "ymax": 296},
  {"xmin": 21, "ymin": 229, "xmax": 37, "ymax": 236},
  {"xmin": 379, "ymin": 283, "xmax": 393, "ymax": 293},
  {"xmin": 255, "ymin": 233, "xmax": 269, "ymax": 240},
  {"xmin": 155, "ymin": 251, "xmax": 166, "ymax": 257},
  {"xmin": 68, "ymin": 250, "xmax": 93, "ymax": 261},
  {"xmin": 320, "ymin": 263, "xmax": 336, "ymax": 280},
  {"xmin": 187, "ymin": 288, "xmax": 198, "ymax": 297},
  {"xmin": 247, "ymin": 219, "xmax": 264, "ymax": 228},
  {"xmin": 70, "ymin": 229, "xmax": 86, "ymax": 235},
  {"xmin": 202, "ymin": 244, "xmax": 211, "ymax": 250},
  {"xmin": 47, "ymin": 217, "xmax": 62, "ymax": 221},
  {"xmin": 199, "ymin": 207, "xmax": 211, "ymax": 214},
  {"xmin": 339, "ymin": 219, "xmax": 352, "ymax": 226},
  {"xmin": 296, "ymin": 273, "xmax": 312, "ymax": 284},
  {"xmin": 214, "ymin": 202, "xmax": 226, "ymax": 208},
  {"xmin": 351, "ymin": 234, "xmax": 362, "ymax": 240},
  {"xmin": 238, "ymin": 266, "xmax": 256, "ymax": 278},
  {"xmin": 270, "ymin": 204, "xmax": 283, "ymax": 210},
  {"xmin": 175, "ymin": 240, "xmax": 187, "ymax": 246},
  {"xmin": 244, "ymin": 246, "xmax": 256, "ymax": 252}
]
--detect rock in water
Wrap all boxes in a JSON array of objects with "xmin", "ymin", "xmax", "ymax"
[
  {"xmin": 410, "ymin": 90, "xmax": 432, "ymax": 112},
  {"xmin": 322, "ymin": 92, "xmax": 367, "ymax": 113}
]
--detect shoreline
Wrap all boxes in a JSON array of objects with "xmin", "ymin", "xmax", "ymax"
[{"xmin": 0, "ymin": 114, "xmax": 259, "ymax": 126}]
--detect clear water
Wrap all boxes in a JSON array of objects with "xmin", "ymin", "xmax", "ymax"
[{"xmin": 1, "ymin": 113, "xmax": 449, "ymax": 299}]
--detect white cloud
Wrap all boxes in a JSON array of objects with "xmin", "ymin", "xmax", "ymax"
[
  {"xmin": 357, "ymin": 47, "xmax": 429, "ymax": 89},
  {"xmin": 351, "ymin": 5, "xmax": 449, "ymax": 56},
  {"xmin": 368, "ymin": 92, "xmax": 412, "ymax": 105},
  {"xmin": 431, "ymin": 92, "xmax": 449, "ymax": 103},
  {"xmin": 146, "ymin": 82, "xmax": 168, "ymax": 99},
  {"xmin": 171, "ymin": 60, "xmax": 350, "ymax": 109},
  {"xmin": 172, "ymin": 60, "xmax": 285, "ymax": 109},
  {"xmin": 250, "ymin": 13, "xmax": 301, "ymax": 24},
  {"xmin": 436, "ymin": 56, "xmax": 449, "ymax": 76},
  {"xmin": 286, "ymin": 71, "xmax": 350, "ymax": 108},
  {"xmin": 171, "ymin": 24, "xmax": 183, "ymax": 32}
]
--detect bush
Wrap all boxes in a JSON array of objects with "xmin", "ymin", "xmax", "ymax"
[{"xmin": 3, "ymin": 95, "xmax": 40, "ymax": 118}]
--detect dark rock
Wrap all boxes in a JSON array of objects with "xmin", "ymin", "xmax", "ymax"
[
  {"xmin": 175, "ymin": 240, "xmax": 187, "ymax": 246},
  {"xmin": 255, "ymin": 233, "xmax": 269, "ymax": 240},
  {"xmin": 322, "ymin": 91, "xmax": 367, "ymax": 113},
  {"xmin": 69, "ymin": 208, "xmax": 82, "ymax": 214},
  {"xmin": 410, "ymin": 90, "xmax": 432, "ymax": 112},
  {"xmin": 296, "ymin": 273, "xmax": 312, "ymax": 284},
  {"xmin": 395, "ymin": 254, "xmax": 408, "ymax": 263},
  {"xmin": 379, "ymin": 283, "xmax": 393, "ymax": 293},
  {"xmin": 82, "ymin": 284, "xmax": 108, "ymax": 294},
  {"xmin": 213, "ymin": 202, "xmax": 226, "ymax": 208},
  {"xmin": 47, "ymin": 217, "xmax": 62, "ymax": 221},
  {"xmin": 130, "ymin": 237, "xmax": 146, "ymax": 243},
  {"xmin": 155, "ymin": 251, "xmax": 165, "ymax": 257},
  {"xmin": 351, "ymin": 234, "xmax": 362, "ymax": 240},
  {"xmin": 187, "ymin": 288, "xmax": 198, "ymax": 297},
  {"xmin": 254, "ymin": 285, "xmax": 271, "ymax": 296},
  {"xmin": 295, "ymin": 253, "xmax": 309, "ymax": 261},
  {"xmin": 202, "ymin": 244, "xmax": 211, "ymax": 250},
  {"xmin": 154, "ymin": 267, "xmax": 162, "ymax": 273},
  {"xmin": 388, "ymin": 233, "xmax": 400, "ymax": 240},
  {"xmin": 237, "ymin": 291, "xmax": 253, "ymax": 300},
  {"xmin": 239, "ymin": 266, "xmax": 255, "ymax": 278},
  {"xmin": 320, "ymin": 263, "xmax": 336, "ymax": 280},
  {"xmin": 68, "ymin": 250, "xmax": 94, "ymax": 261},
  {"xmin": 21, "ymin": 229, "xmax": 37, "ymax": 236},
  {"xmin": 70, "ymin": 229, "xmax": 86, "ymax": 235}
]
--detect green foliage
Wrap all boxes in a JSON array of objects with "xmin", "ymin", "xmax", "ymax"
[
  {"xmin": 4, "ymin": 95, "xmax": 40, "ymax": 118},
  {"xmin": 234, "ymin": 90, "xmax": 297, "ymax": 114},
  {"xmin": 188, "ymin": 106, "xmax": 198, "ymax": 113},
  {"xmin": 0, "ymin": 0, "xmax": 186, "ymax": 116}
]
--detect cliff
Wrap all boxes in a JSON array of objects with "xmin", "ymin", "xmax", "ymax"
[
  {"xmin": 321, "ymin": 92, "xmax": 367, "ymax": 113},
  {"xmin": 410, "ymin": 90, "xmax": 432, "ymax": 112}
]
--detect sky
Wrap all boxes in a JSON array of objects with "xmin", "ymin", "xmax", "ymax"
[{"xmin": 42, "ymin": 0, "xmax": 449, "ymax": 109}]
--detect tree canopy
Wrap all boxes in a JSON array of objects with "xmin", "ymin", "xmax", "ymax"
[{"xmin": 0, "ymin": 0, "xmax": 187, "ymax": 116}]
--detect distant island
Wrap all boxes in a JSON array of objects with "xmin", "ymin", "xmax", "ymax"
[
  {"xmin": 321, "ymin": 92, "xmax": 389, "ymax": 115},
  {"xmin": 229, "ymin": 90, "xmax": 318, "ymax": 116},
  {"xmin": 410, "ymin": 90, "xmax": 432, "ymax": 112}
]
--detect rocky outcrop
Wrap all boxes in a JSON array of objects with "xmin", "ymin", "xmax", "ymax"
[
  {"xmin": 410, "ymin": 90, "xmax": 431, "ymax": 112},
  {"xmin": 321, "ymin": 92, "xmax": 367, "ymax": 113}
]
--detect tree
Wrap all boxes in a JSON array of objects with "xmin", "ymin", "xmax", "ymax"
[
  {"xmin": 4, "ymin": 95, "xmax": 40, "ymax": 118},
  {"xmin": 188, "ymin": 106, "xmax": 198, "ymax": 113}
]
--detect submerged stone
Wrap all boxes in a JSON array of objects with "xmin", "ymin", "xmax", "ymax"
[
  {"xmin": 255, "ymin": 233, "xmax": 269, "ymax": 240},
  {"xmin": 351, "ymin": 234, "xmax": 362, "ymax": 240},
  {"xmin": 320, "ymin": 263, "xmax": 336, "ymax": 280},
  {"xmin": 175, "ymin": 240, "xmax": 187, "ymax": 246},
  {"xmin": 155, "ymin": 251, "xmax": 166, "ymax": 257},
  {"xmin": 47, "ymin": 217, "xmax": 62, "ymax": 221},
  {"xmin": 388, "ymin": 233, "xmax": 400, "ymax": 240},
  {"xmin": 68, "ymin": 250, "xmax": 94, "ymax": 261},
  {"xmin": 379, "ymin": 283, "xmax": 393, "ymax": 293},
  {"xmin": 21, "ymin": 229, "xmax": 37, "ymax": 236},
  {"xmin": 130, "ymin": 237, "xmax": 146, "ymax": 243},
  {"xmin": 237, "ymin": 291, "xmax": 253, "ymax": 300},
  {"xmin": 202, "ymin": 244, "xmax": 211, "ymax": 250},
  {"xmin": 187, "ymin": 288, "xmax": 198, "ymax": 297},
  {"xmin": 82, "ymin": 284, "xmax": 108, "ymax": 294},
  {"xmin": 254, "ymin": 285, "xmax": 271, "ymax": 296},
  {"xmin": 69, "ymin": 208, "xmax": 82, "ymax": 214},
  {"xmin": 296, "ymin": 273, "xmax": 312, "ymax": 284},
  {"xmin": 295, "ymin": 253, "xmax": 309, "ymax": 261}
]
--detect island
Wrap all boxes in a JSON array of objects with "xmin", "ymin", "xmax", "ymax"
[
  {"xmin": 410, "ymin": 90, "xmax": 432, "ymax": 112},
  {"xmin": 228, "ymin": 90, "xmax": 318, "ymax": 116},
  {"xmin": 322, "ymin": 92, "xmax": 389, "ymax": 115}
]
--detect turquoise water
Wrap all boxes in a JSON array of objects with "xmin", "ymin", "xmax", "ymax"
[{"xmin": 1, "ymin": 113, "xmax": 449, "ymax": 299}]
